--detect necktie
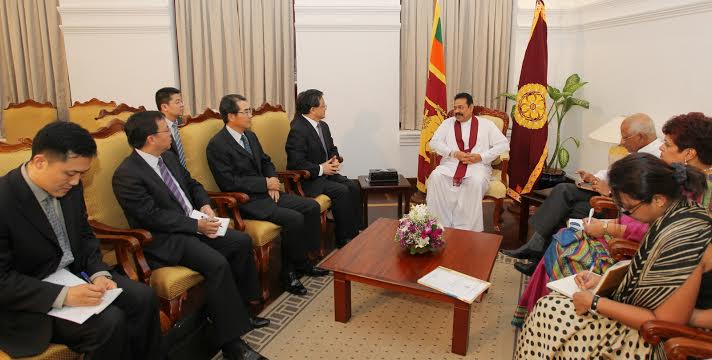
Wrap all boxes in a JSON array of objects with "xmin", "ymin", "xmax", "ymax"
[
  {"xmin": 241, "ymin": 135, "xmax": 253, "ymax": 155},
  {"xmin": 171, "ymin": 121, "xmax": 187, "ymax": 167},
  {"xmin": 157, "ymin": 158, "xmax": 191, "ymax": 215},
  {"xmin": 41, "ymin": 197, "xmax": 74, "ymax": 270},
  {"xmin": 316, "ymin": 123, "xmax": 328, "ymax": 160}
]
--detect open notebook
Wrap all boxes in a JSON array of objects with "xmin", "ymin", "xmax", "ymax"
[
  {"xmin": 43, "ymin": 269, "xmax": 123, "ymax": 324},
  {"xmin": 546, "ymin": 260, "xmax": 631, "ymax": 298},
  {"xmin": 418, "ymin": 266, "xmax": 491, "ymax": 304}
]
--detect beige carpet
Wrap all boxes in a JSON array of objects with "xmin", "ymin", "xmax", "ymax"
[{"xmin": 233, "ymin": 254, "xmax": 524, "ymax": 360}]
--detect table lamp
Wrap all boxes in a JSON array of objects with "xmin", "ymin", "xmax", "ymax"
[{"xmin": 588, "ymin": 116, "xmax": 629, "ymax": 164}]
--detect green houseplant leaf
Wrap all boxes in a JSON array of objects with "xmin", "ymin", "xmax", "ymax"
[
  {"xmin": 563, "ymin": 74, "xmax": 581, "ymax": 93},
  {"xmin": 544, "ymin": 74, "xmax": 590, "ymax": 171},
  {"xmin": 558, "ymin": 147, "xmax": 570, "ymax": 169},
  {"xmin": 497, "ymin": 92, "xmax": 518, "ymax": 101},
  {"xmin": 547, "ymin": 85, "xmax": 562, "ymax": 102}
]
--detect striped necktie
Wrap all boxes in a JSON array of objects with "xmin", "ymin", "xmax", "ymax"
[
  {"xmin": 157, "ymin": 158, "xmax": 191, "ymax": 215},
  {"xmin": 171, "ymin": 121, "xmax": 187, "ymax": 167},
  {"xmin": 241, "ymin": 134, "xmax": 253, "ymax": 155}
]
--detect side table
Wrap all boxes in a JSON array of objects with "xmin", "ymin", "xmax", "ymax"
[{"xmin": 357, "ymin": 175, "xmax": 412, "ymax": 227}]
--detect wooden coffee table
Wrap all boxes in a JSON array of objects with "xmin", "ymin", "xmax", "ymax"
[{"xmin": 319, "ymin": 218, "xmax": 502, "ymax": 355}]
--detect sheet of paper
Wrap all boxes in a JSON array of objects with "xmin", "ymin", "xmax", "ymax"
[
  {"xmin": 43, "ymin": 269, "xmax": 124, "ymax": 324},
  {"xmin": 190, "ymin": 210, "xmax": 230, "ymax": 236},
  {"xmin": 418, "ymin": 266, "xmax": 491, "ymax": 304}
]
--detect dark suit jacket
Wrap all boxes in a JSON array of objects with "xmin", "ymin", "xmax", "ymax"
[
  {"xmin": 0, "ymin": 167, "xmax": 110, "ymax": 357},
  {"xmin": 206, "ymin": 127, "xmax": 280, "ymax": 219},
  {"xmin": 286, "ymin": 116, "xmax": 344, "ymax": 195},
  {"xmin": 112, "ymin": 150, "xmax": 211, "ymax": 265}
]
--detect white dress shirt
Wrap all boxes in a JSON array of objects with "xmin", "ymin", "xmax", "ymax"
[
  {"xmin": 226, "ymin": 125, "xmax": 249, "ymax": 151},
  {"xmin": 135, "ymin": 149, "xmax": 194, "ymax": 214}
]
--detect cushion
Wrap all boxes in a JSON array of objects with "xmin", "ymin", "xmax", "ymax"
[
  {"xmin": 179, "ymin": 119, "xmax": 224, "ymax": 192},
  {"xmin": 0, "ymin": 343, "xmax": 79, "ymax": 360},
  {"xmin": 243, "ymin": 219, "xmax": 281, "ymax": 247},
  {"xmin": 0, "ymin": 148, "xmax": 31, "ymax": 176},
  {"xmin": 68, "ymin": 104, "xmax": 116, "ymax": 125},
  {"xmin": 250, "ymin": 110, "xmax": 290, "ymax": 171},
  {"xmin": 2, "ymin": 106, "xmax": 57, "ymax": 142},
  {"xmin": 485, "ymin": 169, "xmax": 507, "ymax": 199},
  {"xmin": 313, "ymin": 194, "xmax": 332, "ymax": 213},
  {"xmin": 150, "ymin": 266, "xmax": 204, "ymax": 300},
  {"xmin": 83, "ymin": 132, "xmax": 133, "ymax": 229},
  {"xmin": 479, "ymin": 114, "xmax": 504, "ymax": 133}
]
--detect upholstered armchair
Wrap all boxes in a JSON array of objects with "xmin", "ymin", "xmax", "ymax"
[
  {"xmin": 250, "ymin": 103, "xmax": 332, "ymax": 255},
  {"xmin": 73, "ymin": 103, "xmax": 145, "ymax": 132},
  {"xmin": 427, "ymin": 106, "xmax": 510, "ymax": 232},
  {"xmin": 2, "ymin": 99, "xmax": 57, "ymax": 142},
  {"xmin": 639, "ymin": 320, "xmax": 712, "ymax": 359},
  {"xmin": 179, "ymin": 109, "xmax": 281, "ymax": 302},
  {"xmin": 68, "ymin": 98, "xmax": 117, "ymax": 125},
  {"xmin": 81, "ymin": 122, "xmax": 207, "ymax": 332}
]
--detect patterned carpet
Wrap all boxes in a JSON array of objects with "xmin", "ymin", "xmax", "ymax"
[{"xmin": 216, "ymin": 254, "xmax": 526, "ymax": 360}]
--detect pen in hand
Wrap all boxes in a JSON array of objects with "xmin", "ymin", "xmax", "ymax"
[{"xmin": 80, "ymin": 271, "xmax": 92, "ymax": 284}]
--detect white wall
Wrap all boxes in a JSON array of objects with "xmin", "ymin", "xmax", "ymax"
[
  {"xmin": 295, "ymin": 0, "xmax": 401, "ymax": 178},
  {"xmin": 58, "ymin": 0, "xmax": 179, "ymax": 110},
  {"xmin": 509, "ymin": 0, "xmax": 712, "ymax": 175}
]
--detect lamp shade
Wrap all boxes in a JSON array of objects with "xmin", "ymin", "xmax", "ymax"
[{"xmin": 589, "ymin": 116, "xmax": 625, "ymax": 144}]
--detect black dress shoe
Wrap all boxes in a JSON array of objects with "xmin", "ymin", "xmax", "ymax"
[
  {"xmin": 250, "ymin": 316, "xmax": 270, "ymax": 329},
  {"xmin": 223, "ymin": 339, "xmax": 269, "ymax": 360},
  {"xmin": 283, "ymin": 272, "xmax": 307, "ymax": 296},
  {"xmin": 298, "ymin": 266, "xmax": 329, "ymax": 277},
  {"xmin": 514, "ymin": 261, "xmax": 538, "ymax": 276},
  {"xmin": 500, "ymin": 246, "xmax": 542, "ymax": 260}
]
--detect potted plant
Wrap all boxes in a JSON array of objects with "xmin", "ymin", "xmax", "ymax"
[{"xmin": 499, "ymin": 73, "xmax": 590, "ymax": 188}]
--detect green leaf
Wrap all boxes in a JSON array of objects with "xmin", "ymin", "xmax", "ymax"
[
  {"xmin": 510, "ymin": 104, "xmax": 516, "ymax": 121},
  {"xmin": 547, "ymin": 85, "xmax": 562, "ymax": 101},
  {"xmin": 497, "ymin": 92, "xmax": 518, "ymax": 101},
  {"xmin": 558, "ymin": 147, "xmax": 570, "ymax": 169},
  {"xmin": 563, "ymin": 81, "xmax": 588, "ymax": 95},
  {"xmin": 563, "ymin": 97, "xmax": 574, "ymax": 113},
  {"xmin": 563, "ymin": 74, "xmax": 581, "ymax": 93},
  {"xmin": 569, "ymin": 97, "xmax": 590, "ymax": 109}
]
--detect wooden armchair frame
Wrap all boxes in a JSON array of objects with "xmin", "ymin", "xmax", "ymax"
[
  {"xmin": 94, "ymin": 103, "xmax": 146, "ymax": 120},
  {"xmin": 639, "ymin": 320, "xmax": 712, "ymax": 359}
]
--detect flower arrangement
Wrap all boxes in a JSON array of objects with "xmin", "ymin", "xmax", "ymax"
[{"xmin": 394, "ymin": 204, "xmax": 445, "ymax": 254}]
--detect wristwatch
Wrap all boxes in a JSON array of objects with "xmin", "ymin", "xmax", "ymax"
[
  {"xmin": 602, "ymin": 221, "xmax": 609, "ymax": 237},
  {"xmin": 590, "ymin": 294, "xmax": 601, "ymax": 315}
]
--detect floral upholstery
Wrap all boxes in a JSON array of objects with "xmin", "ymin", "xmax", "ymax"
[{"xmin": 2, "ymin": 105, "xmax": 57, "ymax": 142}]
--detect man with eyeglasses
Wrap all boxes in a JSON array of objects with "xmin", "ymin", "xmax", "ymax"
[
  {"xmin": 286, "ymin": 89, "xmax": 363, "ymax": 247},
  {"xmin": 206, "ymin": 94, "xmax": 328, "ymax": 297},
  {"xmin": 502, "ymin": 113, "xmax": 663, "ymax": 275},
  {"xmin": 156, "ymin": 87, "xmax": 188, "ymax": 168}
]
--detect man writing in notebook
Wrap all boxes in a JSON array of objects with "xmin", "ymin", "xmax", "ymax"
[{"xmin": 0, "ymin": 122, "xmax": 161, "ymax": 359}]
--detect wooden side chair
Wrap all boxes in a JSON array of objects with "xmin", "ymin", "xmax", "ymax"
[
  {"xmin": 180, "ymin": 109, "xmax": 283, "ymax": 302},
  {"xmin": 427, "ymin": 106, "xmax": 510, "ymax": 232},
  {"xmin": 639, "ymin": 320, "xmax": 712, "ymax": 359},
  {"xmin": 250, "ymin": 103, "xmax": 332, "ymax": 256},
  {"xmin": 68, "ymin": 98, "xmax": 116, "ymax": 127},
  {"xmin": 2, "ymin": 99, "xmax": 57, "ymax": 142}
]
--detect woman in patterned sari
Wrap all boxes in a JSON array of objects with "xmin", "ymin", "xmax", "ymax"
[
  {"xmin": 513, "ymin": 113, "xmax": 712, "ymax": 329},
  {"xmin": 516, "ymin": 153, "xmax": 712, "ymax": 359}
]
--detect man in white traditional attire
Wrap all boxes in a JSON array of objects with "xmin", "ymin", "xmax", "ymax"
[{"xmin": 426, "ymin": 92, "xmax": 510, "ymax": 232}]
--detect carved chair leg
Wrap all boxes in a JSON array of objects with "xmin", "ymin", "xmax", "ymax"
[
  {"xmin": 253, "ymin": 242, "xmax": 273, "ymax": 303},
  {"xmin": 494, "ymin": 198, "xmax": 504, "ymax": 233}
]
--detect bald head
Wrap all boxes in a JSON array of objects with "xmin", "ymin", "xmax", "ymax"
[{"xmin": 620, "ymin": 113, "xmax": 657, "ymax": 152}]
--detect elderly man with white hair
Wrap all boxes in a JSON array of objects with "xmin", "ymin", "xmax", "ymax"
[{"xmin": 502, "ymin": 113, "xmax": 662, "ymax": 275}]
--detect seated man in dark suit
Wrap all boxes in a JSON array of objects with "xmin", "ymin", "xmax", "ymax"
[
  {"xmin": 286, "ymin": 89, "xmax": 363, "ymax": 246},
  {"xmin": 206, "ymin": 94, "xmax": 328, "ymax": 296},
  {"xmin": 112, "ymin": 111, "xmax": 268, "ymax": 360},
  {"xmin": 0, "ymin": 122, "xmax": 160, "ymax": 359}
]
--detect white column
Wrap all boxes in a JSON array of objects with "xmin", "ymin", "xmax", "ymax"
[
  {"xmin": 58, "ymin": 0, "xmax": 179, "ymax": 109},
  {"xmin": 295, "ymin": 0, "xmax": 401, "ymax": 178}
]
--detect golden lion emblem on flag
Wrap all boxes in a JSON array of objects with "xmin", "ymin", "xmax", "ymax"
[{"xmin": 514, "ymin": 83, "xmax": 548, "ymax": 129}]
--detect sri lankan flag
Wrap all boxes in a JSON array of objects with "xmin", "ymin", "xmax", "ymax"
[
  {"xmin": 507, "ymin": 0, "xmax": 549, "ymax": 201},
  {"xmin": 416, "ymin": 0, "xmax": 447, "ymax": 193}
]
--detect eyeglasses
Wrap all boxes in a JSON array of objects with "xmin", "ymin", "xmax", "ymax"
[
  {"xmin": 152, "ymin": 129, "xmax": 171, "ymax": 135},
  {"xmin": 619, "ymin": 201, "xmax": 645, "ymax": 216},
  {"xmin": 237, "ymin": 108, "xmax": 253, "ymax": 116}
]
